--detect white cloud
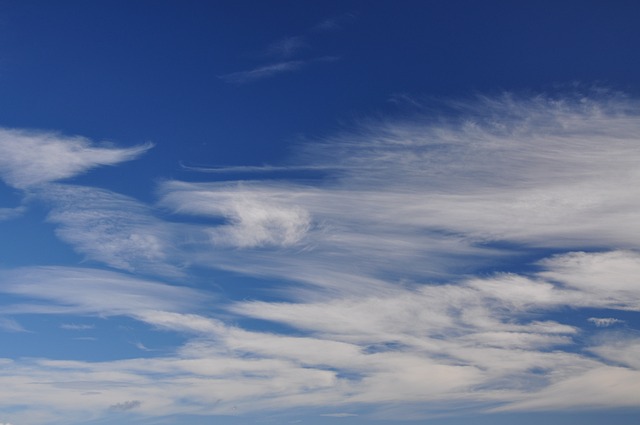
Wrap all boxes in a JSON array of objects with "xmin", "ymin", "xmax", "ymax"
[
  {"xmin": 0, "ymin": 128, "xmax": 151, "ymax": 189},
  {"xmin": 588, "ymin": 336, "xmax": 640, "ymax": 369},
  {"xmin": 37, "ymin": 184, "xmax": 183, "ymax": 275},
  {"xmin": 538, "ymin": 251, "xmax": 640, "ymax": 310},
  {"xmin": 3, "ymin": 92, "xmax": 640, "ymax": 423},
  {"xmin": 588, "ymin": 317, "xmax": 624, "ymax": 327},
  {"xmin": 264, "ymin": 36, "xmax": 308, "ymax": 58},
  {"xmin": 0, "ymin": 266, "xmax": 208, "ymax": 317},
  {"xmin": 161, "ymin": 181, "xmax": 311, "ymax": 248},
  {"xmin": 0, "ymin": 253, "xmax": 638, "ymax": 423},
  {"xmin": 158, "ymin": 93, "xmax": 640, "ymax": 292},
  {"xmin": 492, "ymin": 366, "xmax": 640, "ymax": 411}
]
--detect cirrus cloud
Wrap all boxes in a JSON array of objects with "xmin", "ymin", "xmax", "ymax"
[{"xmin": 0, "ymin": 128, "xmax": 151, "ymax": 189}]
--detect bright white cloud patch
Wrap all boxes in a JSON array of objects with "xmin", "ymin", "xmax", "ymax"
[
  {"xmin": 1, "ymin": 93, "xmax": 640, "ymax": 424},
  {"xmin": 0, "ymin": 128, "xmax": 151, "ymax": 189},
  {"xmin": 161, "ymin": 181, "xmax": 312, "ymax": 248},
  {"xmin": 588, "ymin": 317, "xmax": 623, "ymax": 327}
]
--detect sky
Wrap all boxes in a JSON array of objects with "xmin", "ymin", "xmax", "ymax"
[{"xmin": 1, "ymin": 1, "xmax": 640, "ymax": 424}]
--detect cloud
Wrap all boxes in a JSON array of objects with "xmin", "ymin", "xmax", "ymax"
[
  {"xmin": 60, "ymin": 323, "xmax": 95, "ymax": 330},
  {"xmin": 37, "ymin": 184, "xmax": 183, "ymax": 275},
  {"xmin": 588, "ymin": 317, "xmax": 624, "ymax": 327},
  {"xmin": 0, "ymin": 266, "xmax": 208, "ymax": 317},
  {"xmin": 0, "ymin": 317, "xmax": 27, "ymax": 332},
  {"xmin": 220, "ymin": 57, "xmax": 337, "ymax": 84},
  {"xmin": 179, "ymin": 162, "xmax": 336, "ymax": 174},
  {"xmin": 219, "ymin": 60, "xmax": 306, "ymax": 83},
  {"xmin": 0, "ymin": 206, "xmax": 25, "ymax": 221},
  {"xmin": 221, "ymin": 13, "xmax": 350, "ymax": 84},
  {"xmin": 264, "ymin": 36, "xmax": 308, "ymax": 58},
  {"xmin": 491, "ymin": 366, "xmax": 640, "ymax": 411},
  {"xmin": 2, "ymin": 92, "xmax": 640, "ymax": 424},
  {"xmin": 588, "ymin": 335, "xmax": 640, "ymax": 369},
  {"xmin": 320, "ymin": 413, "xmax": 358, "ymax": 417},
  {"xmin": 313, "ymin": 13, "xmax": 357, "ymax": 32},
  {"xmin": 158, "ymin": 92, "xmax": 640, "ymax": 294},
  {"xmin": 0, "ymin": 251, "xmax": 638, "ymax": 423},
  {"xmin": 161, "ymin": 181, "xmax": 311, "ymax": 248},
  {"xmin": 109, "ymin": 400, "xmax": 141, "ymax": 411},
  {"xmin": 152, "ymin": 92, "xmax": 640, "ymax": 416},
  {"xmin": 0, "ymin": 128, "xmax": 151, "ymax": 189}
]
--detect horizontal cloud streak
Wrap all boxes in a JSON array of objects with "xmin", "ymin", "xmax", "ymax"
[
  {"xmin": 0, "ymin": 206, "xmax": 25, "ymax": 221},
  {"xmin": 0, "ymin": 266, "xmax": 207, "ymax": 317},
  {"xmin": 220, "ymin": 60, "xmax": 306, "ymax": 83},
  {"xmin": 220, "ymin": 57, "xmax": 338, "ymax": 84}
]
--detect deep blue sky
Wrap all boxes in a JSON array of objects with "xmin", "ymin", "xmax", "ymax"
[
  {"xmin": 1, "ymin": 2, "xmax": 640, "ymax": 425},
  {"xmin": 2, "ymin": 1, "xmax": 639, "ymax": 179}
]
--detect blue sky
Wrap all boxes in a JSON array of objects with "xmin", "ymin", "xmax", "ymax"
[{"xmin": 1, "ymin": 1, "xmax": 640, "ymax": 424}]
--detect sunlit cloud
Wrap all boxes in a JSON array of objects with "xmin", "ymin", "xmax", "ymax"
[
  {"xmin": 1, "ymin": 92, "xmax": 640, "ymax": 424},
  {"xmin": 0, "ymin": 266, "xmax": 208, "ymax": 317},
  {"xmin": 588, "ymin": 317, "xmax": 624, "ymax": 327},
  {"xmin": 0, "ymin": 128, "xmax": 151, "ymax": 189}
]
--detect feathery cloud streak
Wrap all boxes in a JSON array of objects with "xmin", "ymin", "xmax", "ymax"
[
  {"xmin": 220, "ymin": 57, "xmax": 337, "ymax": 84},
  {"xmin": 1, "ymin": 92, "xmax": 640, "ymax": 424},
  {"xmin": 220, "ymin": 14, "xmax": 348, "ymax": 84},
  {"xmin": 0, "ymin": 128, "xmax": 151, "ymax": 189}
]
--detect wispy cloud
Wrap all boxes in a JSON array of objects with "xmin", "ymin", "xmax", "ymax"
[
  {"xmin": 157, "ymin": 91, "xmax": 640, "ymax": 414},
  {"xmin": 0, "ymin": 266, "xmax": 208, "ymax": 317},
  {"xmin": 0, "ymin": 128, "xmax": 151, "ymax": 189},
  {"xmin": 180, "ymin": 162, "xmax": 337, "ymax": 174},
  {"xmin": 219, "ymin": 60, "xmax": 305, "ymax": 84},
  {"xmin": 109, "ymin": 400, "xmax": 141, "ymax": 411},
  {"xmin": 37, "ymin": 184, "xmax": 184, "ymax": 275},
  {"xmin": 264, "ymin": 36, "xmax": 308, "ymax": 58},
  {"xmin": 0, "ymin": 206, "xmax": 25, "ymax": 221},
  {"xmin": 312, "ymin": 12, "xmax": 357, "ymax": 32},
  {"xmin": 0, "ymin": 317, "xmax": 27, "ymax": 332},
  {"xmin": 220, "ymin": 57, "xmax": 337, "ymax": 84},
  {"xmin": 60, "ymin": 323, "xmax": 95, "ymax": 330},
  {"xmin": 588, "ymin": 317, "xmax": 624, "ymax": 327},
  {"xmin": 2, "ymin": 92, "xmax": 640, "ymax": 424},
  {"xmin": 320, "ymin": 413, "xmax": 359, "ymax": 417},
  {"xmin": 221, "ymin": 14, "xmax": 350, "ymax": 84}
]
